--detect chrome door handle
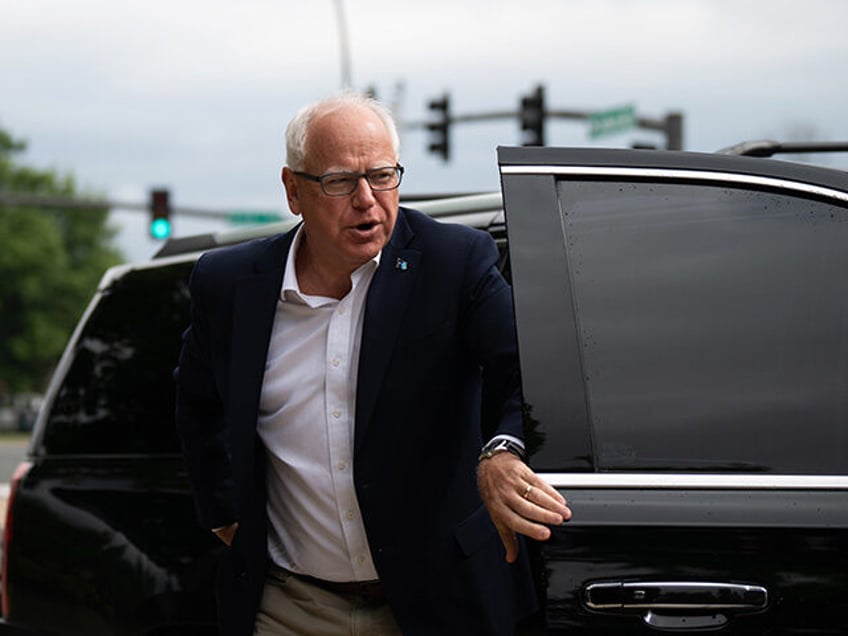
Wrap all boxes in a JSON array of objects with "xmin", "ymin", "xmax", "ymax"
[
  {"xmin": 585, "ymin": 581, "xmax": 768, "ymax": 611},
  {"xmin": 584, "ymin": 581, "xmax": 768, "ymax": 630}
]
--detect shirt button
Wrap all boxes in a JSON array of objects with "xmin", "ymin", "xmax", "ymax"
[
  {"xmin": 331, "ymin": 357, "xmax": 341, "ymax": 367},
  {"xmin": 338, "ymin": 306, "xmax": 346, "ymax": 315},
  {"xmin": 345, "ymin": 510, "xmax": 354, "ymax": 520},
  {"xmin": 337, "ymin": 461, "xmax": 347, "ymax": 471},
  {"xmin": 357, "ymin": 556, "xmax": 366, "ymax": 565},
  {"xmin": 332, "ymin": 408, "xmax": 342, "ymax": 419}
]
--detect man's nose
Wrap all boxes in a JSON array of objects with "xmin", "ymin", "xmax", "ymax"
[{"xmin": 350, "ymin": 175, "xmax": 376, "ymax": 207}]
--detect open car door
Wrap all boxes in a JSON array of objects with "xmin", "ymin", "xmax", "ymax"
[{"xmin": 499, "ymin": 146, "xmax": 848, "ymax": 634}]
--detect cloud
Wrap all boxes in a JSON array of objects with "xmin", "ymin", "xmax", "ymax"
[{"xmin": 2, "ymin": 0, "xmax": 847, "ymax": 262}]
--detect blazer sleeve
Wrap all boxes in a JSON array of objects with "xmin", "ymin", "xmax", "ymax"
[
  {"xmin": 174, "ymin": 254, "xmax": 238, "ymax": 529},
  {"xmin": 461, "ymin": 230, "xmax": 525, "ymax": 443}
]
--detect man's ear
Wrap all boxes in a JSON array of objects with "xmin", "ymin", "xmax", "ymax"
[{"xmin": 281, "ymin": 167, "xmax": 301, "ymax": 216}]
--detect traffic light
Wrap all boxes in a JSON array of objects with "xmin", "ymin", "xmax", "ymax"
[
  {"xmin": 427, "ymin": 94, "xmax": 451, "ymax": 161},
  {"xmin": 149, "ymin": 189, "xmax": 171, "ymax": 240},
  {"xmin": 520, "ymin": 85, "xmax": 546, "ymax": 146}
]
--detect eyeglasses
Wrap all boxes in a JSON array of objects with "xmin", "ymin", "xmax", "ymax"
[{"xmin": 293, "ymin": 164, "xmax": 404, "ymax": 197}]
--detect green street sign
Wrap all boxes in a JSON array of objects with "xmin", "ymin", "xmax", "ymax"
[
  {"xmin": 589, "ymin": 104, "xmax": 637, "ymax": 138},
  {"xmin": 228, "ymin": 211, "xmax": 284, "ymax": 225}
]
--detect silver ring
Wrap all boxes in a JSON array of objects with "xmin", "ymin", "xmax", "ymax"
[{"xmin": 522, "ymin": 484, "xmax": 533, "ymax": 500}]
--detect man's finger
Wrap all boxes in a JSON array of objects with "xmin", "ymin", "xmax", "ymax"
[
  {"xmin": 495, "ymin": 524, "xmax": 519, "ymax": 563},
  {"xmin": 517, "ymin": 475, "xmax": 567, "ymax": 506},
  {"xmin": 513, "ymin": 480, "xmax": 570, "ymax": 521},
  {"xmin": 517, "ymin": 486, "xmax": 571, "ymax": 522}
]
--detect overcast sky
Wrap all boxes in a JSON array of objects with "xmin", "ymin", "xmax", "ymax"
[{"xmin": 2, "ymin": 0, "xmax": 847, "ymax": 261}]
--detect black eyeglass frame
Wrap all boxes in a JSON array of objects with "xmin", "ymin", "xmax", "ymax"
[{"xmin": 293, "ymin": 164, "xmax": 405, "ymax": 197}]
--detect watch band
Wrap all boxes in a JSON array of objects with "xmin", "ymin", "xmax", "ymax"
[{"xmin": 478, "ymin": 438, "xmax": 527, "ymax": 462}]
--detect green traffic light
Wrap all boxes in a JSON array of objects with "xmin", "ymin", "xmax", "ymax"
[{"xmin": 150, "ymin": 218, "xmax": 172, "ymax": 240}]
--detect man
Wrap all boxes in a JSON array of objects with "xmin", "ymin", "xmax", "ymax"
[{"xmin": 175, "ymin": 92, "xmax": 570, "ymax": 635}]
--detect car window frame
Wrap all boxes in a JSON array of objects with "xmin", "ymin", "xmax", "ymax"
[{"xmin": 499, "ymin": 146, "xmax": 848, "ymax": 480}]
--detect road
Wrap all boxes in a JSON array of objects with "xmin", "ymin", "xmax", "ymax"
[
  {"xmin": 0, "ymin": 435, "xmax": 30, "ymax": 525},
  {"xmin": 0, "ymin": 435, "xmax": 29, "ymax": 484}
]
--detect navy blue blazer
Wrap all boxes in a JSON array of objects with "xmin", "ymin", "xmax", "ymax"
[{"xmin": 175, "ymin": 208, "xmax": 537, "ymax": 635}]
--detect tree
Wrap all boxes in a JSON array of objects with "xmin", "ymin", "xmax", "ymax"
[{"xmin": 0, "ymin": 126, "xmax": 123, "ymax": 396}]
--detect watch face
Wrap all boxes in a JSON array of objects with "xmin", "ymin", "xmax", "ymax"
[
  {"xmin": 479, "ymin": 439, "xmax": 526, "ymax": 462},
  {"xmin": 484, "ymin": 440, "xmax": 507, "ymax": 453}
]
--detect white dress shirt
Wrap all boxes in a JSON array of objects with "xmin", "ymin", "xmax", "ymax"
[{"xmin": 257, "ymin": 226, "xmax": 380, "ymax": 582}]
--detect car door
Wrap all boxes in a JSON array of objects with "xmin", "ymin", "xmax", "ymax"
[{"xmin": 498, "ymin": 147, "xmax": 848, "ymax": 634}]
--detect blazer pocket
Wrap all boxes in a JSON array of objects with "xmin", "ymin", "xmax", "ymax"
[{"xmin": 454, "ymin": 504, "xmax": 497, "ymax": 557}]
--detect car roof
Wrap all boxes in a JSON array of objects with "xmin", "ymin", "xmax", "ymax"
[{"xmin": 151, "ymin": 192, "xmax": 505, "ymax": 260}]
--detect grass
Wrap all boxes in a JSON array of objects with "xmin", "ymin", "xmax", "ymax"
[{"xmin": 0, "ymin": 431, "xmax": 32, "ymax": 443}]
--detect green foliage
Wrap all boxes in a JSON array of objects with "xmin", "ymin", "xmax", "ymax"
[{"xmin": 0, "ymin": 127, "xmax": 123, "ymax": 395}]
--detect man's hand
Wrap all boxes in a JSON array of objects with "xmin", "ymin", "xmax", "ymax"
[
  {"xmin": 477, "ymin": 453, "xmax": 571, "ymax": 563},
  {"xmin": 212, "ymin": 522, "xmax": 239, "ymax": 547}
]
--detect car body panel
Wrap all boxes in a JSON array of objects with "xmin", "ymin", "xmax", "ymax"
[
  {"xmin": 4, "ymin": 458, "xmax": 220, "ymax": 635},
  {"xmin": 2, "ymin": 259, "xmax": 221, "ymax": 635}
]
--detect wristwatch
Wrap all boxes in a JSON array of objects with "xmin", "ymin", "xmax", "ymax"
[{"xmin": 478, "ymin": 438, "xmax": 527, "ymax": 462}]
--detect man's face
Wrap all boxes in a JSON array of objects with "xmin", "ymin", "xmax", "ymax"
[{"xmin": 283, "ymin": 105, "xmax": 400, "ymax": 277}]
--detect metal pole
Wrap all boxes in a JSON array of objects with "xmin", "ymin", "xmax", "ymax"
[
  {"xmin": 333, "ymin": 0, "xmax": 352, "ymax": 89},
  {"xmin": 0, "ymin": 193, "xmax": 235, "ymax": 220},
  {"xmin": 664, "ymin": 112, "xmax": 684, "ymax": 150}
]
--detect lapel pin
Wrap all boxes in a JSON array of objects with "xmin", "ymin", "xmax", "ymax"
[{"xmin": 395, "ymin": 257, "xmax": 408, "ymax": 271}]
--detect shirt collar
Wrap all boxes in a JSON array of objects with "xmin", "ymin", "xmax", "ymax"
[{"xmin": 281, "ymin": 225, "xmax": 382, "ymax": 304}]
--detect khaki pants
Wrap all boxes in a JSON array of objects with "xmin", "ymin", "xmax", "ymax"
[{"xmin": 254, "ymin": 567, "xmax": 403, "ymax": 636}]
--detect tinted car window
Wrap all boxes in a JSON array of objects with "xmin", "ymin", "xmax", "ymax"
[
  {"xmin": 559, "ymin": 180, "xmax": 848, "ymax": 474},
  {"xmin": 43, "ymin": 261, "xmax": 194, "ymax": 454}
]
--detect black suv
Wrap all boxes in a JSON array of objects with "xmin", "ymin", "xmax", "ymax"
[{"xmin": 2, "ymin": 146, "xmax": 847, "ymax": 634}]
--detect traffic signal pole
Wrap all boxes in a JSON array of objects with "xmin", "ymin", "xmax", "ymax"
[{"xmin": 414, "ymin": 86, "xmax": 685, "ymax": 160}]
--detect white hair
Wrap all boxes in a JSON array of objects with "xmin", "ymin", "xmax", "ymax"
[{"xmin": 285, "ymin": 91, "xmax": 401, "ymax": 171}]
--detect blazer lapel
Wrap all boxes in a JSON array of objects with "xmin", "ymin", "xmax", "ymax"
[
  {"xmin": 228, "ymin": 231, "xmax": 295, "ymax": 431},
  {"xmin": 355, "ymin": 210, "xmax": 419, "ymax": 452}
]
